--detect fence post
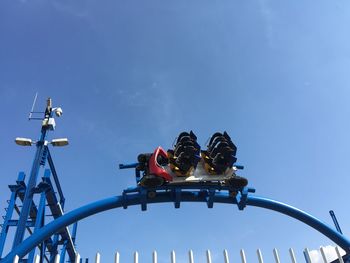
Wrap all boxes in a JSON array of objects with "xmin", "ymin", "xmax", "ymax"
[
  {"xmin": 223, "ymin": 249, "xmax": 229, "ymax": 263},
  {"xmin": 273, "ymin": 248, "xmax": 280, "ymax": 263},
  {"xmin": 304, "ymin": 248, "xmax": 313, "ymax": 263},
  {"xmin": 114, "ymin": 252, "xmax": 120, "ymax": 263},
  {"xmin": 335, "ymin": 247, "xmax": 344, "ymax": 263},
  {"xmin": 95, "ymin": 252, "xmax": 100, "ymax": 263},
  {"xmin": 289, "ymin": 248, "xmax": 297, "ymax": 263},
  {"xmin": 320, "ymin": 247, "xmax": 328, "ymax": 263},
  {"xmin": 257, "ymin": 249, "xmax": 264, "ymax": 263},
  {"xmin": 54, "ymin": 254, "xmax": 60, "ymax": 263},
  {"xmin": 240, "ymin": 249, "xmax": 247, "ymax": 263},
  {"xmin": 171, "ymin": 250, "xmax": 176, "ymax": 263},
  {"xmin": 76, "ymin": 253, "xmax": 81, "ymax": 263},
  {"xmin": 206, "ymin": 250, "xmax": 212, "ymax": 263},
  {"xmin": 189, "ymin": 250, "xmax": 194, "ymax": 263}
]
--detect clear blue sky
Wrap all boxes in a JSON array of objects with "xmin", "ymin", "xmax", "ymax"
[{"xmin": 1, "ymin": 0, "xmax": 350, "ymax": 262}]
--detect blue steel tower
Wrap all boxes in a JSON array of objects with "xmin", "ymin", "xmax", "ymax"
[{"xmin": 0, "ymin": 98, "xmax": 78, "ymax": 263}]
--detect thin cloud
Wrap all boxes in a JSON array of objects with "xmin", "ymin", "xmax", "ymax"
[
  {"xmin": 50, "ymin": 0, "xmax": 90, "ymax": 18},
  {"xmin": 258, "ymin": 0, "xmax": 275, "ymax": 48}
]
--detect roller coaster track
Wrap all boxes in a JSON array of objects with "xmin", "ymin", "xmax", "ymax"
[{"xmin": 2, "ymin": 185, "xmax": 350, "ymax": 263}]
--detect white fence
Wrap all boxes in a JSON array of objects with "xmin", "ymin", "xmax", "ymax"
[{"xmin": 12, "ymin": 246, "xmax": 345, "ymax": 263}]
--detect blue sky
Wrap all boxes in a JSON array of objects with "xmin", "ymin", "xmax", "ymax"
[{"xmin": 1, "ymin": 0, "xmax": 350, "ymax": 262}]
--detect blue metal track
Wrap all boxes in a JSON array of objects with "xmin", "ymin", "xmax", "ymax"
[{"xmin": 2, "ymin": 186, "xmax": 350, "ymax": 262}]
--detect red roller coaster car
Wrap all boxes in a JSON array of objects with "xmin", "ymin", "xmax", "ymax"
[{"xmin": 137, "ymin": 131, "xmax": 248, "ymax": 189}]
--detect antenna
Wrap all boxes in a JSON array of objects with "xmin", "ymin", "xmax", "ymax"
[
  {"xmin": 28, "ymin": 92, "xmax": 38, "ymax": 120},
  {"xmin": 28, "ymin": 93, "xmax": 44, "ymax": 120}
]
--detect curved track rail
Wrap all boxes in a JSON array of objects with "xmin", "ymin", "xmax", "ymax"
[{"xmin": 2, "ymin": 187, "xmax": 350, "ymax": 262}]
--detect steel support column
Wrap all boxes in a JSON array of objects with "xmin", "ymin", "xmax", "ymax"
[
  {"xmin": 0, "ymin": 172, "xmax": 26, "ymax": 258},
  {"xmin": 12, "ymin": 140, "xmax": 48, "ymax": 250},
  {"xmin": 0, "ymin": 191, "xmax": 17, "ymax": 257},
  {"xmin": 27, "ymin": 181, "xmax": 47, "ymax": 263}
]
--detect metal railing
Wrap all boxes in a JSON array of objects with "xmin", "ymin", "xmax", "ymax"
[{"xmin": 12, "ymin": 246, "xmax": 346, "ymax": 263}]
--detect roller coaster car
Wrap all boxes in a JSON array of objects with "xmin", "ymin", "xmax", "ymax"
[
  {"xmin": 137, "ymin": 131, "xmax": 248, "ymax": 189},
  {"xmin": 138, "ymin": 147, "xmax": 172, "ymax": 188},
  {"xmin": 167, "ymin": 131, "xmax": 201, "ymax": 176},
  {"xmin": 201, "ymin": 131, "xmax": 237, "ymax": 174}
]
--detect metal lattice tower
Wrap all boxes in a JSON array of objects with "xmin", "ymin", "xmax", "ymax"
[{"xmin": 0, "ymin": 98, "xmax": 78, "ymax": 263}]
